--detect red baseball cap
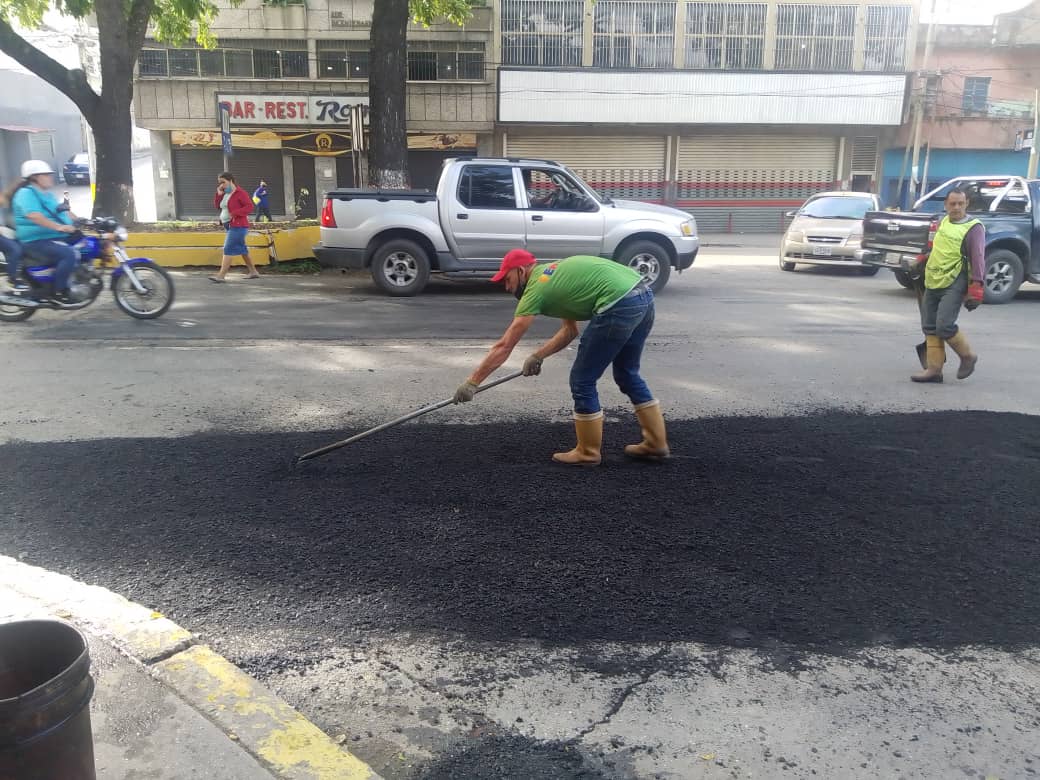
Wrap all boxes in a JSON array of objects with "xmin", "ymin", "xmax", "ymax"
[{"xmin": 491, "ymin": 248, "xmax": 536, "ymax": 283}]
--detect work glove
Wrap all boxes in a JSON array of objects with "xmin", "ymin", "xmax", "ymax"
[
  {"xmin": 453, "ymin": 381, "xmax": 478, "ymax": 404},
  {"xmin": 522, "ymin": 354, "xmax": 543, "ymax": 377},
  {"xmin": 965, "ymin": 281, "xmax": 984, "ymax": 311}
]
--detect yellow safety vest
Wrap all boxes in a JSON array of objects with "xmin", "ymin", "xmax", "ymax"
[{"xmin": 925, "ymin": 216, "xmax": 980, "ymax": 290}]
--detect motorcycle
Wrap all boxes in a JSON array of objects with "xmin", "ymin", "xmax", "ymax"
[{"xmin": 0, "ymin": 218, "xmax": 175, "ymax": 323}]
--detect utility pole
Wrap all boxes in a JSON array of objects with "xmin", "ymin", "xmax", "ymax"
[
  {"xmin": 908, "ymin": 0, "xmax": 938, "ymax": 207},
  {"xmin": 1029, "ymin": 88, "xmax": 1039, "ymax": 179}
]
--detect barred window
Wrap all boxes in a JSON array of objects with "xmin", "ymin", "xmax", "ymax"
[
  {"xmin": 593, "ymin": 1, "xmax": 676, "ymax": 69},
  {"xmin": 408, "ymin": 42, "xmax": 486, "ymax": 81},
  {"xmin": 138, "ymin": 49, "xmax": 169, "ymax": 77},
  {"xmin": 685, "ymin": 3, "xmax": 766, "ymax": 69},
  {"xmin": 253, "ymin": 48, "xmax": 309, "ymax": 79},
  {"xmin": 776, "ymin": 4, "xmax": 856, "ymax": 71},
  {"xmin": 315, "ymin": 46, "xmax": 370, "ymax": 79},
  {"xmin": 864, "ymin": 5, "xmax": 912, "ymax": 72},
  {"xmin": 962, "ymin": 77, "xmax": 990, "ymax": 115},
  {"xmin": 502, "ymin": 0, "xmax": 584, "ymax": 66}
]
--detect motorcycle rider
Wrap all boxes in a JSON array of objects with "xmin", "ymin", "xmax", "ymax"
[
  {"xmin": 0, "ymin": 184, "xmax": 23, "ymax": 286},
  {"xmin": 11, "ymin": 160, "xmax": 80, "ymax": 302}
]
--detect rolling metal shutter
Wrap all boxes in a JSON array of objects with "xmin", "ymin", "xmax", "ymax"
[
  {"xmin": 676, "ymin": 135, "xmax": 839, "ymax": 232},
  {"xmin": 505, "ymin": 135, "xmax": 667, "ymax": 202},
  {"xmin": 851, "ymin": 136, "xmax": 879, "ymax": 175},
  {"xmin": 172, "ymin": 148, "xmax": 286, "ymax": 219}
]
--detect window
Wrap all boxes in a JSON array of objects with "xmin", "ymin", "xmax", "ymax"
[
  {"xmin": 138, "ymin": 49, "xmax": 168, "ymax": 77},
  {"xmin": 168, "ymin": 49, "xmax": 200, "ymax": 77},
  {"xmin": 316, "ymin": 46, "xmax": 372, "ymax": 79},
  {"xmin": 685, "ymin": 3, "xmax": 766, "ymax": 69},
  {"xmin": 457, "ymin": 165, "xmax": 517, "ymax": 209},
  {"xmin": 963, "ymin": 77, "xmax": 991, "ymax": 115},
  {"xmin": 225, "ymin": 50, "xmax": 254, "ymax": 77},
  {"xmin": 776, "ymin": 4, "xmax": 856, "ymax": 71},
  {"xmin": 502, "ymin": 0, "xmax": 584, "ymax": 66},
  {"xmin": 864, "ymin": 5, "xmax": 911, "ymax": 72},
  {"xmin": 407, "ymin": 43, "xmax": 486, "ymax": 81},
  {"xmin": 593, "ymin": 1, "xmax": 676, "ymax": 69},
  {"xmin": 252, "ymin": 49, "xmax": 307, "ymax": 79},
  {"xmin": 522, "ymin": 168, "xmax": 596, "ymax": 210},
  {"xmin": 199, "ymin": 50, "xmax": 226, "ymax": 77}
]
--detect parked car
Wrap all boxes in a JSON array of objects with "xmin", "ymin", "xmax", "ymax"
[
  {"xmin": 62, "ymin": 153, "xmax": 90, "ymax": 185},
  {"xmin": 315, "ymin": 157, "xmax": 699, "ymax": 296},
  {"xmin": 779, "ymin": 191, "xmax": 881, "ymax": 275},
  {"xmin": 858, "ymin": 175, "xmax": 1040, "ymax": 304}
]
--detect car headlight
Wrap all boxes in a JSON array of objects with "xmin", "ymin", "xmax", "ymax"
[
  {"xmin": 114, "ymin": 227, "xmax": 129, "ymax": 242},
  {"xmin": 786, "ymin": 230, "xmax": 805, "ymax": 243},
  {"xmin": 680, "ymin": 220, "xmax": 695, "ymax": 237}
]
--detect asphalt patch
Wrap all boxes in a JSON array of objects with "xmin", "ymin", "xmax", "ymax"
[{"xmin": 1, "ymin": 411, "xmax": 1038, "ymax": 658}]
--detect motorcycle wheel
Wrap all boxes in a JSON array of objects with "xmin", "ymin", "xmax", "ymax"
[
  {"xmin": 0, "ymin": 302, "xmax": 35, "ymax": 322},
  {"xmin": 112, "ymin": 263, "xmax": 175, "ymax": 319}
]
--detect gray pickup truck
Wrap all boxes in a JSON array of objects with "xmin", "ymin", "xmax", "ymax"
[{"xmin": 315, "ymin": 157, "xmax": 700, "ymax": 296}]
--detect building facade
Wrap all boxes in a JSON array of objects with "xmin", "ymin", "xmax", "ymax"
[
  {"xmin": 882, "ymin": 2, "xmax": 1040, "ymax": 208},
  {"xmin": 0, "ymin": 68, "xmax": 85, "ymax": 194},
  {"xmin": 135, "ymin": 0, "xmax": 918, "ymax": 228}
]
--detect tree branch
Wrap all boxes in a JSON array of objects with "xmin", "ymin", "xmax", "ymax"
[
  {"xmin": 126, "ymin": 0, "xmax": 156, "ymax": 63},
  {"xmin": 0, "ymin": 17, "xmax": 100, "ymax": 121}
]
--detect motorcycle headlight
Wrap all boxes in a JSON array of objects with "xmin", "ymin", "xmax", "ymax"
[{"xmin": 114, "ymin": 227, "xmax": 129, "ymax": 242}]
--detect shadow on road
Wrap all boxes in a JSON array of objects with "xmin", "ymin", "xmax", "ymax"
[{"xmin": 1, "ymin": 411, "xmax": 1038, "ymax": 654}]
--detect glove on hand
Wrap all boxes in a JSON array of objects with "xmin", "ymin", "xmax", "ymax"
[
  {"xmin": 453, "ymin": 381, "xmax": 479, "ymax": 404},
  {"xmin": 965, "ymin": 281, "xmax": 984, "ymax": 311},
  {"xmin": 522, "ymin": 354, "xmax": 543, "ymax": 377}
]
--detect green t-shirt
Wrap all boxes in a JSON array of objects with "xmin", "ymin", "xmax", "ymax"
[{"xmin": 514, "ymin": 256, "xmax": 642, "ymax": 321}]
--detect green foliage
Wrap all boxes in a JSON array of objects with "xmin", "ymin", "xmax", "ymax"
[
  {"xmin": 409, "ymin": 0, "xmax": 473, "ymax": 27},
  {"xmin": 0, "ymin": 0, "xmax": 221, "ymax": 48}
]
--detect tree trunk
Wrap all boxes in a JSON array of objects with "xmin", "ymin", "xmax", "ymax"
[
  {"xmin": 368, "ymin": 0, "xmax": 410, "ymax": 189},
  {"xmin": 92, "ymin": 0, "xmax": 139, "ymax": 223}
]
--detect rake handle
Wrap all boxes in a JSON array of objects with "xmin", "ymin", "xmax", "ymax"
[{"xmin": 295, "ymin": 370, "xmax": 524, "ymax": 464}]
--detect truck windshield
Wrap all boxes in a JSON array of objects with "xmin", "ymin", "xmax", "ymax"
[{"xmin": 799, "ymin": 196, "xmax": 874, "ymax": 220}]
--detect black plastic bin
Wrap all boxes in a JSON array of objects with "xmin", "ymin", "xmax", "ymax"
[{"xmin": 0, "ymin": 620, "xmax": 96, "ymax": 780}]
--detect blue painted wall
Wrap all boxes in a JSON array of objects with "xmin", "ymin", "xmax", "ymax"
[{"xmin": 880, "ymin": 148, "xmax": 1030, "ymax": 208}]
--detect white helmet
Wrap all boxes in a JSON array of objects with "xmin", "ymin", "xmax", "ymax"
[{"xmin": 21, "ymin": 159, "xmax": 55, "ymax": 179}]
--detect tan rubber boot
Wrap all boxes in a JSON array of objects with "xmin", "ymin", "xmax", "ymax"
[
  {"xmin": 624, "ymin": 400, "xmax": 670, "ymax": 459},
  {"xmin": 552, "ymin": 412, "xmax": 603, "ymax": 466},
  {"xmin": 945, "ymin": 332, "xmax": 978, "ymax": 379},
  {"xmin": 911, "ymin": 335, "xmax": 945, "ymax": 383}
]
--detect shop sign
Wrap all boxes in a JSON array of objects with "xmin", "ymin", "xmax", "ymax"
[
  {"xmin": 216, "ymin": 95, "xmax": 369, "ymax": 127},
  {"xmin": 173, "ymin": 130, "xmax": 477, "ymax": 153}
]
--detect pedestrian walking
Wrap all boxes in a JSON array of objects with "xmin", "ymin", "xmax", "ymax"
[
  {"xmin": 210, "ymin": 171, "xmax": 261, "ymax": 283},
  {"xmin": 252, "ymin": 179, "xmax": 272, "ymax": 222},
  {"xmin": 453, "ymin": 250, "xmax": 668, "ymax": 466},
  {"xmin": 911, "ymin": 187, "xmax": 984, "ymax": 383}
]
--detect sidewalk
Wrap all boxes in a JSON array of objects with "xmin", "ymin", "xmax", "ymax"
[
  {"xmin": 699, "ymin": 232, "xmax": 783, "ymax": 249},
  {"xmin": 0, "ymin": 556, "xmax": 381, "ymax": 780}
]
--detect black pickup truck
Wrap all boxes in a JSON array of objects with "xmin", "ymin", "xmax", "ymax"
[{"xmin": 858, "ymin": 175, "xmax": 1040, "ymax": 304}]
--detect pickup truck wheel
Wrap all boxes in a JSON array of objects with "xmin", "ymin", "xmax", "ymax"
[
  {"xmin": 983, "ymin": 249, "xmax": 1024, "ymax": 305},
  {"xmin": 617, "ymin": 241, "xmax": 671, "ymax": 292},
  {"xmin": 370, "ymin": 239, "xmax": 431, "ymax": 297},
  {"xmin": 893, "ymin": 270, "xmax": 915, "ymax": 289}
]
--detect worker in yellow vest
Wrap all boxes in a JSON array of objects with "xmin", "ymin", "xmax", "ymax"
[{"xmin": 911, "ymin": 188, "xmax": 985, "ymax": 383}]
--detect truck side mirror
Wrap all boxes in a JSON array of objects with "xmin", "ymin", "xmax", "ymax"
[{"xmin": 785, "ymin": 211, "xmax": 796, "ymax": 218}]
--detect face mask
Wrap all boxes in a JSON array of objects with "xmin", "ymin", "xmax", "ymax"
[{"xmin": 513, "ymin": 272, "xmax": 526, "ymax": 300}]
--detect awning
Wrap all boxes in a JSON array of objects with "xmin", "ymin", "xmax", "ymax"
[{"xmin": 0, "ymin": 124, "xmax": 53, "ymax": 133}]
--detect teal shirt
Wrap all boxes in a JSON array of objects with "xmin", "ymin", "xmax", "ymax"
[{"xmin": 12, "ymin": 185, "xmax": 72, "ymax": 243}]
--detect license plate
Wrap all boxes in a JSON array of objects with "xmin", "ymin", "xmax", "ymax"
[
  {"xmin": 885, "ymin": 252, "xmax": 902, "ymax": 266},
  {"xmin": 812, "ymin": 246, "xmax": 832, "ymax": 257}
]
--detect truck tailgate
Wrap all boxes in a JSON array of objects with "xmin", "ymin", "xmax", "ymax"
[{"xmin": 861, "ymin": 211, "xmax": 933, "ymax": 255}]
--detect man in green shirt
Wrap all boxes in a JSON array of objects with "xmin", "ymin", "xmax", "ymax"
[
  {"xmin": 911, "ymin": 187, "xmax": 984, "ymax": 383},
  {"xmin": 453, "ymin": 249, "xmax": 669, "ymax": 466}
]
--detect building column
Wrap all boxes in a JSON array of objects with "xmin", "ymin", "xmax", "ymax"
[
  {"xmin": 673, "ymin": 1, "xmax": 687, "ymax": 70},
  {"xmin": 315, "ymin": 156, "xmax": 336, "ymax": 205},
  {"xmin": 582, "ymin": 0, "xmax": 594, "ymax": 67},
  {"xmin": 763, "ymin": 2, "xmax": 778, "ymax": 70},
  {"xmin": 282, "ymin": 154, "xmax": 294, "ymax": 220},
  {"xmin": 308, "ymin": 38, "xmax": 318, "ymax": 81},
  {"xmin": 150, "ymin": 130, "xmax": 176, "ymax": 221}
]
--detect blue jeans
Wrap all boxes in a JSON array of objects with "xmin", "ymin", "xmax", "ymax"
[
  {"xmin": 22, "ymin": 238, "xmax": 79, "ymax": 293},
  {"xmin": 0, "ymin": 235, "xmax": 22, "ymax": 281},
  {"xmin": 570, "ymin": 286, "xmax": 656, "ymax": 414}
]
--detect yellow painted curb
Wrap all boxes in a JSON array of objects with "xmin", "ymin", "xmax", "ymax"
[
  {"xmin": 272, "ymin": 225, "xmax": 320, "ymax": 262},
  {"xmin": 154, "ymin": 646, "xmax": 381, "ymax": 780}
]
